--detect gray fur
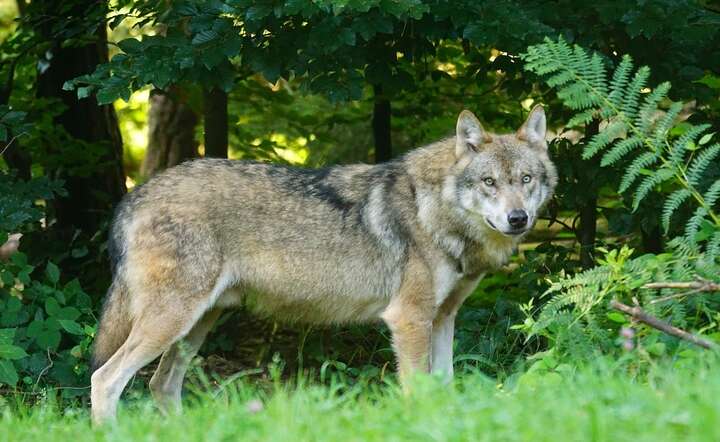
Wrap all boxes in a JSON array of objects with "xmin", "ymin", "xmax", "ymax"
[{"xmin": 90, "ymin": 107, "xmax": 558, "ymax": 423}]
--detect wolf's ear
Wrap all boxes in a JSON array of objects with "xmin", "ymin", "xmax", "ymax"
[
  {"xmin": 456, "ymin": 110, "xmax": 490, "ymax": 157},
  {"xmin": 517, "ymin": 105, "xmax": 547, "ymax": 148}
]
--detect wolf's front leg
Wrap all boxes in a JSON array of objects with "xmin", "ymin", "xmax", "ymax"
[
  {"xmin": 381, "ymin": 258, "xmax": 435, "ymax": 391},
  {"xmin": 431, "ymin": 314, "xmax": 456, "ymax": 381},
  {"xmin": 430, "ymin": 275, "xmax": 485, "ymax": 382}
]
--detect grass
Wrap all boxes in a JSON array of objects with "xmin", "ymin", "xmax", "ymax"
[{"xmin": 2, "ymin": 356, "xmax": 720, "ymax": 441}]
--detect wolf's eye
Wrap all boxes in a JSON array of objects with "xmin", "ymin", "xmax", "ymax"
[
  {"xmin": 522, "ymin": 175, "xmax": 532, "ymax": 184},
  {"xmin": 483, "ymin": 177, "xmax": 495, "ymax": 186}
]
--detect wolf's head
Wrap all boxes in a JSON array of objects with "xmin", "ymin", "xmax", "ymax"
[{"xmin": 450, "ymin": 105, "xmax": 557, "ymax": 237}]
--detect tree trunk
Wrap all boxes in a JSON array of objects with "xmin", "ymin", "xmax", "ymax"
[
  {"xmin": 577, "ymin": 119, "xmax": 600, "ymax": 268},
  {"xmin": 140, "ymin": 87, "xmax": 198, "ymax": 179},
  {"xmin": 35, "ymin": 0, "xmax": 125, "ymax": 233},
  {"xmin": 372, "ymin": 84, "xmax": 392, "ymax": 163},
  {"xmin": 641, "ymin": 224, "xmax": 663, "ymax": 254},
  {"xmin": 203, "ymin": 87, "xmax": 228, "ymax": 158}
]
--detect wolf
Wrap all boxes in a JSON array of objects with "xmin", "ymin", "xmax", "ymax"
[{"xmin": 90, "ymin": 105, "xmax": 557, "ymax": 423}]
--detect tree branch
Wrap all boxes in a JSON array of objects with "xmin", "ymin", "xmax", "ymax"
[
  {"xmin": 642, "ymin": 281, "xmax": 720, "ymax": 291},
  {"xmin": 610, "ymin": 300, "xmax": 719, "ymax": 351}
]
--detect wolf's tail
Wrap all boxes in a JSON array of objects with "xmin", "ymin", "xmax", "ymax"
[{"xmin": 91, "ymin": 279, "xmax": 131, "ymax": 374}]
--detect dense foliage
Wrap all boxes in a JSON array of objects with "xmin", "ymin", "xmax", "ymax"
[
  {"xmin": 0, "ymin": 0, "xmax": 718, "ymax": 413},
  {"xmin": 516, "ymin": 37, "xmax": 720, "ymax": 360}
]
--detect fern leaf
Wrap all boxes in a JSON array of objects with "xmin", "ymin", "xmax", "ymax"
[
  {"xmin": 651, "ymin": 102, "xmax": 683, "ymax": 147},
  {"xmin": 600, "ymin": 136, "xmax": 643, "ymax": 166},
  {"xmin": 667, "ymin": 237, "xmax": 701, "ymax": 257},
  {"xmin": 619, "ymin": 151, "xmax": 660, "ymax": 193},
  {"xmin": 685, "ymin": 206, "xmax": 709, "ymax": 245},
  {"xmin": 707, "ymin": 231, "xmax": 720, "ymax": 260},
  {"xmin": 635, "ymin": 82, "xmax": 671, "ymax": 136},
  {"xmin": 606, "ymin": 55, "xmax": 633, "ymax": 114},
  {"xmin": 688, "ymin": 143, "xmax": 720, "ymax": 186},
  {"xmin": 557, "ymin": 82, "xmax": 600, "ymax": 109},
  {"xmin": 632, "ymin": 168, "xmax": 674, "ymax": 210},
  {"xmin": 703, "ymin": 180, "xmax": 720, "ymax": 208},
  {"xmin": 661, "ymin": 188, "xmax": 692, "ymax": 232},
  {"xmin": 582, "ymin": 121, "xmax": 625, "ymax": 159},
  {"xmin": 620, "ymin": 66, "xmax": 650, "ymax": 122},
  {"xmin": 668, "ymin": 124, "xmax": 712, "ymax": 167},
  {"xmin": 567, "ymin": 109, "xmax": 597, "ymax": 127}
]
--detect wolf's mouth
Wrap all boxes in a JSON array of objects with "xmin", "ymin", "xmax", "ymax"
[{"xmin": 484, "ymin": 217, "xmax": 528, "ymax": 237}]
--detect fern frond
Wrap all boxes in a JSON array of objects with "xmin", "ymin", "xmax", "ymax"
[
  {"xmin": 619, "ymin": 66, "xmax": 650, "ymax": 122},
  {"xmin": 600, "ymin": 136, "xmax": 643, "ymax": 166},
  {"xmin": 605, "ymin": 55, "xmax": 633, "ymax": 116},
  {"xmin": 651, "ymin": 102, "xmax": 683, "ymax": 147},
  {"xmin": 707, "ymin": 231, "xmax": 720, "ymax": 259},
  {"xmin": 523, "ymin": 38, "xmax": 720, "ymax": 253},
  {"xmin": 635, "ymin": 82, "xmax": 671, "ymax": 136},
  {"xmin": 703, "ymin": 180, "xmax": 720, "ymax": 208},
  {"xmin": 667, "ymin": 237, "xmax": 701, "ymax": 257},
  {"xmin": 685, "ymin": 206, "xmax": 709, "ymax": 245},
  {"xmin": 632, "ymin": 167, "xmax": 674, "ymax": 210},
  {"xmin": 661, "ymin": 188, "xmax": 692, "ymax": 232},
  {"xmin": 557, "ymin": 82, "xmax": 600, "ymax": 109},
  {"xmin": 668, "ymin": 124, "xmax": 712, "ymax": 167},
  {"xmin": 687, "ymin": 143, "xmax": 720, "ymax": 186},
  {"xmin": 618, "ymin": 151, "xmax": 660, "ymax": 193},
  {"xmin": 567, "ymin": 109, "xmax": 597, "ymax": 127},
  {"xmin": 582, "ymin": 121, "xmax": 625, "ymax": 159}
]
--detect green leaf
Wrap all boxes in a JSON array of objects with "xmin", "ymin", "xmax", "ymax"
[
  {"xmin": 606, "ymin": 312, "xmax": 627, "ymax": 323},
  {"xmin": 0, "ymin": 343, "xmax": 28, "ymax": 360},
  {"xmin": 45, "ymin": 298, "xmax": 61, "ymax": 317},
  {"xmin": 77, "ymin": 87, "xmax": 92, "ymax": 99},
  {"xmin": 0, "ymin": 360, "xmax": 18, "ymax": 386},
  {"xmin": 57, "ymin": 306, "xmax": 81, "ymax": 321},
  {"xmin": 25, "ymin": 319, "xmax": 43, "ymax": 338},
  {"xmin": 0, "ymin": 270, "xmax": 13, "ymax": 286},
  {"xmin": 192, "ymin": 30, "xmax": 218, "ymax": 45},
  {"xmin": 698, "ymin": 132, "xmax": 715, "ymax": 145},
  {"xmin": 36, "ymin": 328, "xmax": 61, "ymax": 351},
  {"xmin": 17, "ymin": 269, "xmax": 31, "ymax": 285},
  {"xmin": 58, "ymin": 320, "xmax": 84, "ymax": 335},
  {"xmin": 0, "ymin": 328, "xmax": 15, "ymax": 346},
  {"xmin": 45, "ymin": 261, "xmax": 60, "ymax": 284},
  {"xmin": 646, "ymin": 342, "xmax": 666, "ymax": 356},
  {"xmin": 118, "ymin": 38, "xmax": 141, "ymax": 54}
]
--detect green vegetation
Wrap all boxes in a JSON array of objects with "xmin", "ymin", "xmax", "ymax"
[
  {"xmin": 0, "ymin": 0, "xmax": 719, "ymax": 438},
  {"xmin": 3, "ymin": 358, "xmax": 720, "ymax": 441}
]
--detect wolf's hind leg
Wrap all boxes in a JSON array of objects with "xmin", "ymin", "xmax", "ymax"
[
  {"xmin": 90, "ymin": 304, "xmax": 207, "ymax": 424},
  {"xmin": 149, "ymin": 307, "xmax": 223, "ymax": 413}
]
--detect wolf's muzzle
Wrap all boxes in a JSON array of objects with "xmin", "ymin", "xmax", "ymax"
[{"xmin": 507, "ymin": 209, "xmax": 528, "ymax": 229}]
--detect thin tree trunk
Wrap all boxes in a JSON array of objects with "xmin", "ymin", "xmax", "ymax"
[
  {"xmin": 141, "ymin": 87, "xmax": 198, "ymax": 179},
  {"xmin": 203, "ymin": 87, "xmax": 228, "ymax": 158},
  {"xmin": 641, "ymin": 223, "xmax": 663, "ymax": 254},
  {"xmin": 577, "ymin": 119, "xmax": 600, "ymax": 268},
  {"xmin": 35, "ymin": 1, "xmax": 126, "ymax": 234},
  {"xmin": 372, "ymin": 84, "xmax": 392, "ymax": 163}
]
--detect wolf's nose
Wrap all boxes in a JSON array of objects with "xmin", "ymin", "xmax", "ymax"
[{"xmin": 507, "ymin": 209, "xmax": 528, "ymax": 229}]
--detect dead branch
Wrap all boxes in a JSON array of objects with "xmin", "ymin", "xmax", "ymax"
[
  {"xmin": 643, "ymin": 281, "xmax": 720, "ymax": 291},
  {"xmin": 609, "ymin": 300, "xmax": 719, "ymax": 351}
]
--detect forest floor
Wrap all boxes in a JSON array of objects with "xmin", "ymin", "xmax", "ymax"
[{"xmin": 2, "ymin": 357, "xmax": 719, "ymax": 441}]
